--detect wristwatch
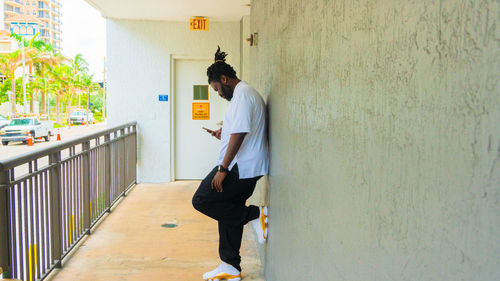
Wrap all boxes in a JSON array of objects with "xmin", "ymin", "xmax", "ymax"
[{"xmin": 218, "ymin": 165, "xmax": 229, "ymax": 173}]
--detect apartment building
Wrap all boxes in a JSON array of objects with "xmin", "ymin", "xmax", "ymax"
[{"xmin": 1, "ymin": 0, "xmax": 61, "ymax": 50}]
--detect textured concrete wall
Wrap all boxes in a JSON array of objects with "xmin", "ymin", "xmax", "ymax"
[
  {"xmin": 240, "ymin": 16, "xmax": 251, "ymax": 82},
  {"xmin": 106, "ymin": 19, "xmax": 241, "ymax": 182},
  {"xmin": 240, "ymin": 14, "xmax": 270, "ymax": 266},
  {"xmin": 250, "ymin": 0, "xmax": 500, "ymax": 280}
]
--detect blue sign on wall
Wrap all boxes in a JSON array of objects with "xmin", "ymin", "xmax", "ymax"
[{"xmin": 159, "ymin": 95, "xmax": 168, "ymax": 101}]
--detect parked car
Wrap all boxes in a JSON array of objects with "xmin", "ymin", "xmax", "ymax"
[
  {"xmin": 0, "ymin": 115, "xmax": 9, "ymax": 129},
  {"xmin": 70, "ymin": 110, "xmax": 95, "ymax": 125},
  {"xmin": 0, "ymin": 117, "xmax": 54, "ymax": 145}
]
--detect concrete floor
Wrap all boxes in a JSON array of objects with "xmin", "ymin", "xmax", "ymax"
[{"xmin": 46, "ymin": 181, "xmax": 264, "ymax": 281}]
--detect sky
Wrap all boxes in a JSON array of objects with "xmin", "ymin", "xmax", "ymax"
[{"xmin": 61, "ymin": 0, "xmax": 106, "ymax": 82}]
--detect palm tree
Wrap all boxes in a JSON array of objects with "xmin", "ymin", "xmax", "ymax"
[
  {"xmin": 28, "ymin": 76, "xmax": 44, "ymax": 113},
  {"xmin": 28, "ymin": 37, "xmax": 67, "ymax": 114},
  {"xmin": 48, "ymin": 64, "xmax": 71, "ymax": 124},
  {"xmin": 80, "ymin": 73, "xmax": 94, "ymax": 121},
  {"xmin": 0, "ymin": 50, "xmax": 23, "ymax": 115},
  {"xmin": 9, "ymin": 33, "xmax": 44, "ymax": 113},
  {"xmin": 0, "ymin": 34, "xmax": 96, "ymax": 121},
  {"xmin": 70, "ymin": 54, "xmax": 89, "ymax": 109}
]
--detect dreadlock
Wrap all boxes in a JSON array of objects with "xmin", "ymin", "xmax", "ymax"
[{"xmin": 206, "ymin": 46, "xmax": 237, "ymax": 83}]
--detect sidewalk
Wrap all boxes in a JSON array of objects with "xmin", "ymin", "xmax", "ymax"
[{"xmin": 46, "ymin": 181, "xmax": 264, "ymax": 281}]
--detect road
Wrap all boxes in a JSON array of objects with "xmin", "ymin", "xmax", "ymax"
[{"xmin": 0, "ymin": 122, "xmax": 107, "ymax": 178}]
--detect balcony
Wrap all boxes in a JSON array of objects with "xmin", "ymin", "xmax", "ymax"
[
  {"xmin": 5, "ymin": 10, "xmax": 18, "ymax": 17},
  {"xmin": 0, "ymin": 123, "xmax": 137, "ymax": 280},
  {"xmin": 38, "ymin": 12, "xmax": 50, "ymax": 21},
  {"xmin": 38, "ymin": 4, "xmax": 49, "ymax": 11},
  {"xmin": 0, "ymin": 122, "xmax": 264, "ymax": 281},
  {"xmin": 50, "ymin": 0, "xmax": 61, "ymax": 8},
  {"xmin": 5, "ymin": 0, "xmax": 22, "ymax": 8},
  {"xmin": 48, "ymin": 182, "xmax": 263, "ymax": 280}
]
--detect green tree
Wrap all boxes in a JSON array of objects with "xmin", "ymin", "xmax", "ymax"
[
  {"xmin": 48, "ymin": 64, "xmax": 72, "ymax": 124},
  {"xmin": 29, "ymin": 38, "xmax": 67, "ymax": 114},
  {"xmin": 0, "ymin": 50, "xmax": 23, "ymax": 115},
  {"xmin": 0, "ymin": 33, "xmax": 98, "ymax": 121},
  {"xmin": 8, "ymin": 33, "xmax": 44, "ymax": 114},
  {"xmin": 69, "ymin": 54, "xmax": 89, "ymax": 109}
]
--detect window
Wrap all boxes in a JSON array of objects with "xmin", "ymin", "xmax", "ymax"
[
  {"xmin": 193, "ymin": 85, "xmax": 209, "ymax": 100},
  {"xmin": 9, "ymin": 119, "xmax": 33, "ymax": 126}
]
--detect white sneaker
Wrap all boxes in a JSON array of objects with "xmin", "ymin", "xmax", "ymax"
[
  {"xmin": 203, "ymin": 263, "xmax": 242, "ymax": 281},
  {"xmin": 251, "ymin": 206, "xmax": 268, "ymax": 244}
]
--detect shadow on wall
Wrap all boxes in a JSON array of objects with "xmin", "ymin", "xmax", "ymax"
[{"xmin": 247, "ymin": 95, "xmax": 272, "ymax": 271}]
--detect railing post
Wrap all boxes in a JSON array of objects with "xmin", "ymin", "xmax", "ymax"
[
  {"xmin": 49, "ymin": 151, "xmax": 62, "ymax": 268},
  {"xmin": 0, "ymin": 169, "xmax": 10, "ymax": 277},
  {"xmin": 82, "ymin": 141, "xmax": 91, "ymax": 234},
  {"xmin": 104, "ymin": 134, "xmax": 111, "ymax": 212},
  {"xmin": 132, "ymin": 125, "xmax": 137, "ymax": 183},
  {"xmin": 120, "ymin": 129, "xmax": 126, "ymax": 196}
]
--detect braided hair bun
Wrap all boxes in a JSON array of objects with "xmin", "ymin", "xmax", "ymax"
[
  {"xmin": 207, "ymin": 46, "xmax": 237, "ymax": 83},
  {"xmin": 214, "ymin": 46, "xmax": 228, "ymax": 63}
]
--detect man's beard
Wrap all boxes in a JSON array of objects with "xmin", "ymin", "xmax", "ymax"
[{"xmin": 220, "ymin": 84, "xmax": 234, "ymax": 101}]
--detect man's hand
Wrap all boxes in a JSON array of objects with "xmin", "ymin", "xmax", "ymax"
[
  {"xmin": 211, "ymin": 133, "xmax": 246, "ymax": 193},
  {"xmin": 203, "ymin": 127, "xmax": 222, "ymax": 140},
  {"xmin": 213, "ymin": 128, "xmax": 221, "ymax": 140},
  {"xmin": 211, "ymin": 171, "xmax": 227, "ymax": 192}
]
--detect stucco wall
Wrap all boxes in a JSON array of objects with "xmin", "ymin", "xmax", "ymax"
[
  {"xmin": 250, "ymin": 0, "xmax": 500, "ymax": 280},
  {"xmin": 240, "ymin": 16, "xmax": 251, "ymax": 82},
  {"xmin": 106, "ymin": 19, "xmax": 241, "ymax": 182}
]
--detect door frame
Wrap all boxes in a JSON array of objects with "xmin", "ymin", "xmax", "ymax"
[{"xmin": 169, "ymin": 55, "xmax": 212, "ymax": 181}]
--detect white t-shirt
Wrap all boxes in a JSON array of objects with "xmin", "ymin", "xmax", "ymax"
[{"xmin": 217, "ymin": 81, "xmax": 269, "ymax": 179}]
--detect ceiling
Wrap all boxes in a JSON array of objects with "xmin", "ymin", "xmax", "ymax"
[{"xmin": 85, "ymin": 0, "xmax": 251, "ymax": 22}]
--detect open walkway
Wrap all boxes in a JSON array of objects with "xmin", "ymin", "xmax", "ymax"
[{"xmin": 46, "ymin": 181, "xmax": 264, "ymax": 281}]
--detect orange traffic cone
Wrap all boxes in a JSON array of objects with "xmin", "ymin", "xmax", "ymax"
[
  {"xmin": 57, "ymin": 129, "xmax": 62, "ymax": 141},
  {"xmin": 27, "ymin": 133, "xmax": 34, "ymax": 146}
]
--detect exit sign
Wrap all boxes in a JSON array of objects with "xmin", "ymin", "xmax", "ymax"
[{"xmin": 190, "ymin": 17, "xmax": 209, "ymax": 31}]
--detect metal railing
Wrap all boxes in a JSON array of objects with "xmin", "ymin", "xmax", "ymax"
[{"xmin": 0, "ymin": 122, "xmax": 137, "ymax": 280}]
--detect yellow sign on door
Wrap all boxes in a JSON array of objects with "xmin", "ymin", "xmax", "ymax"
[
  {"xmin": 193, "ymin": 102, "xmax": 210, "ymax": 120},
  {"xmin": 190, "ymin": 17, "xmax": 209, "ymax": 31}
]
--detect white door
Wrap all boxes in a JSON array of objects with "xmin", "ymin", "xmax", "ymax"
[{"xmin": 174, "ymin": 59, "xmax": 228, "ymax": 180}]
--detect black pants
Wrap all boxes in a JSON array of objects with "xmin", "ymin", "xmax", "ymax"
[{"xmin": 192, "ymin": 164, "xmax": 261, "ymax": 271}]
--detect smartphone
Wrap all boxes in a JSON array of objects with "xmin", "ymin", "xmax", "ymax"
[{"xmin": 202, "ymin": 127, "xmax": 214, "ymax": 134}]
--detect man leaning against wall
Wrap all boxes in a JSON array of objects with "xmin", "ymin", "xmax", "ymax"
[{"xmin": 192, "ymin": 46, "xmax": 269, "ymax": 281}]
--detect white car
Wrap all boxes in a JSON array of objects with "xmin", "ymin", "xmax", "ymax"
[
  {"xmin": 70, "ymin": 111, "xmax": 95, "ymax": 125},
  {"xmin": 0, "ymin": 115, "xmax": 9, "ymax": 129},
  {"xmin": 0, "ymin": 117, "xmax": 54, "ymax": 145}
]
